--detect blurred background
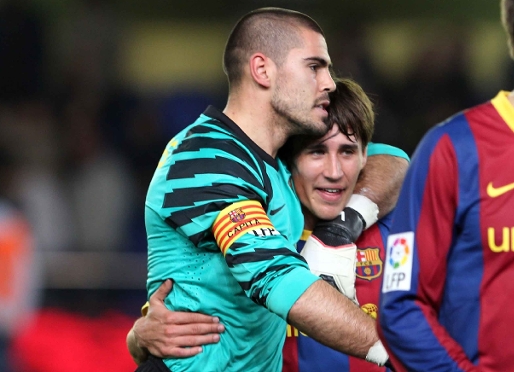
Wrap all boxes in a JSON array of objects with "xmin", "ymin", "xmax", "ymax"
[{"xmin": 0, "ymin": 0, "xmax": 511, "ymax": 370}]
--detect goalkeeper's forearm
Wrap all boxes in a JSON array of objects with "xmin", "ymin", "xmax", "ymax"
[{"xmin": 288, "ymin": 280, "xmax": 389, "ymax": 366}]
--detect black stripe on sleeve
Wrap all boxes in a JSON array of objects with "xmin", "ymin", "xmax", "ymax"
[
  {"xmin": 164, "ymin": 183, "xmax": 262, "ymax": 211},
  {"xmin": 225, "ymin": 248, "xmax": 306, "ymax": 266},
  {"xmin": 164, "ymin": 156, "xmax": 264, "ymax": 195},
  {"xmin": 168, "ymin": 135, "xmax": 259, "ymax": 176},
  {"xmin": 240, "ymin": 265, "xmax": 297, "ymax": 306},
  {"xmin": 226, "ymin": 247, "xmax": 308, "ymax": 306}
]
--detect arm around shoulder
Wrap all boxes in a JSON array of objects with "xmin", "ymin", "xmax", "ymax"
[{"xmin": 356, "ymin": 149, "xmax": 409, "ymax": 218}]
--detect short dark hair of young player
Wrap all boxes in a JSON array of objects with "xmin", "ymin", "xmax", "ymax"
[{"xmin": 223, "ymin": 7, "xmax": 325, "ymax": 88}]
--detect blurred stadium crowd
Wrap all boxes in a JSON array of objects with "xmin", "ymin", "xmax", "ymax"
[{"xmin": 0, "ymin": 0, "xmax": 513, "ymax": 370}]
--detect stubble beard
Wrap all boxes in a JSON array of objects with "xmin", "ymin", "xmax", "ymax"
[{"xmin": 271, "ymin": 81, "xmax": 329, "ymax": 137}]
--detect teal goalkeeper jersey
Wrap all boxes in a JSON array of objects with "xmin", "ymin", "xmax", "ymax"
[{"xmin": 145, "ymin": 106, "xmax": 320, "ymax": 372}]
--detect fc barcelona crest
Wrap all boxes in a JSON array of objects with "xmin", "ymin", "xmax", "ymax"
[
  {"xmin": 228, "ymin": 208, "xmax": 246, "ymax": 223},
  {"xmin": 356, "ymin": 247, "xmax": 383, "ymax": 281}
]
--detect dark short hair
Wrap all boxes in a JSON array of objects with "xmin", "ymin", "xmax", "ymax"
[
  {"xmin": 223, "ymin": 7, "xmax": 325, "ymax": 87},
  {"xmin": 328, "ymin": 78, "xmax": 374, "ymax": 147},
  {"xmin": 502, "ymin": 0, "xmax": 514, "ymax": 58},
  {"xmin": 278, "ymin": 78, "xmax": 375, "ymax": 168}
]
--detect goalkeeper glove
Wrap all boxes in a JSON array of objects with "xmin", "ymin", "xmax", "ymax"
[
  {"xmin": 300, "ymin": 210, "xmax": 362, "ymax": 304},
  {"xmin": 300, "ymin": 194, "xmax": 379, "ymax": 304},
  {"xmin": 346, "ymin": 194, "xmax": 379, "ymax": 230}
]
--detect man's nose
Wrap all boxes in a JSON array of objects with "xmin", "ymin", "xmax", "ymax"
[
  {"xmin": 324, "ymin": 156, "xmax": 343, "ymax": 180},
  {"xmin": 321, "ymin": 70, "xmax": 336, "ymax": 93}
]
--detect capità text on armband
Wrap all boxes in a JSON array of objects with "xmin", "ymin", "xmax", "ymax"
[
  {"xmin": 488, "ymin": 227, "xmax": 514, "ymax": 252},
  {"xmin": 227, "ymin": 218, "xmax": 261, "ymax": 237}
]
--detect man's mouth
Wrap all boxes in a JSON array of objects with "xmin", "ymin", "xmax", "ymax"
[
  {"xmin": 321, "ymin": 188, "xmax": 341, "ymax": 193},
  {"xmin": 315, "ymin": 100, "xmax": 330, "ymax": 111},
  {"xmin": 317, "ymin": 187, "xmax": 344, "ymax": 196}
]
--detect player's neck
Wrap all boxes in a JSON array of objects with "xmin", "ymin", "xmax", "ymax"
[{"xmin": 224, "ymin": 96, "xmax": 289, "ymax": 158}]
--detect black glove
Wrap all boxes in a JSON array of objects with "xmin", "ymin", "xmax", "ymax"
[{"xmin": 312, "ymin": 207, "xmax": 365, "ymax": 246}]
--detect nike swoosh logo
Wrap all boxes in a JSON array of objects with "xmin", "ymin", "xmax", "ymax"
[
  {"xmin": 269, "ymin": 204, "xmax": 286, "ymax": 215},
  {"xmin": 487, "ymin": 181, "xmax": 514, "ymax": 198}
]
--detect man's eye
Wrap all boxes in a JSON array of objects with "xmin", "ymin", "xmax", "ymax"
[
  {"xmin": 310, "ymin": 65, "xmax": 318, "ymax": 71},
  {"xmin": 310, "ymin": 149, "xmax": 324, "ymax": 155}
]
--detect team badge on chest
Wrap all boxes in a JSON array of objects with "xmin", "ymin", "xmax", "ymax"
[{"xmin": 356, "ymin": 247, "xmax": 383, "ymax": 281}]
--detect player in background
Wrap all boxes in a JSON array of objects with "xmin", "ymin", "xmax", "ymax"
[
  {"xmin": 0, "ymin": 149, "xmax": 39, "ymax": 372},
  {"xmin": 379, "ymin": 1, "xmax": 514, "ymax": 370},
  {"xmin": 128, "ymin": 79, "xmax": 409, "ymax": 371}
]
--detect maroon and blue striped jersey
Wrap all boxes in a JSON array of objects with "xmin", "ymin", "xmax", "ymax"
[
  {"xmin": 283, "ymin": 213, "xmax": 393, "ymax": 372},
  {"xmin": 379, "ymin": 91, "xmax": 514, "ymax": 371}
]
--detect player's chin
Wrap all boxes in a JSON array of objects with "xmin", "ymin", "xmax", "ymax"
[
  {"xmin": 314, "ymin": 205, "xmax": 344, "ymax": 221},
  {"xmin": 307, "ymin": 118, "xmax": 329, "ymax": 136}
]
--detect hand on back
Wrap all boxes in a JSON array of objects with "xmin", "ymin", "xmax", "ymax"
[{"xmin": 133, "ymin": 279, "xmax": 225, "ymax": 358}]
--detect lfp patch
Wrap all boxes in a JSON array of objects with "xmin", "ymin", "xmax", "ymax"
[{"xmin": 382, "ymin": 231, "xmax": 414, "ymax": 293}]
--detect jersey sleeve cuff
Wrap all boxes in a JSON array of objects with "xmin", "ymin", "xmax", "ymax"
[
  {"xmin": 266, "ymin": 267, "xmax": 320, "ymax": 320},
  {"xmin": 367, "ymin": 142, "xmax": 410, "ymax": 161}
]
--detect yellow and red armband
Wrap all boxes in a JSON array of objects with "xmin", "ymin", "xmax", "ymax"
[{"xmin": 212, "ymin": 200, "xmax": 275, "ymax": 255}]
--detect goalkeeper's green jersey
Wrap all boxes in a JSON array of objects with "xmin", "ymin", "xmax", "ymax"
[{"xmin": 145, "ymin": 106, "xmax": 320, "ymax": 372}]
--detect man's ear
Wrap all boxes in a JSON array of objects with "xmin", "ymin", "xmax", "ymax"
[{"xmin": 249, "ymin": 52, "xmax": 273, "ymax": 88}]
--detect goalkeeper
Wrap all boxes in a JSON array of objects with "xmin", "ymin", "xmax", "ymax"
[{"xmin": 128, "ymin": 79, "xmax": 409, "ymax": 371}]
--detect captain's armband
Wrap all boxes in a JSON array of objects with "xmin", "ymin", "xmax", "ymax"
[{"xmin": 212, "ymin": 200, "xmax": 278, "ymax": 254}]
